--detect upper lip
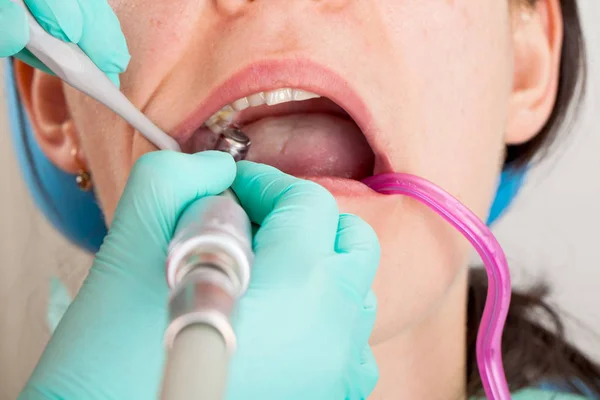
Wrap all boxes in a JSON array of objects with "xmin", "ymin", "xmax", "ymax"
[{"xmin": 171, "ymin": 58, "xmax": 389, "ymax": 173}]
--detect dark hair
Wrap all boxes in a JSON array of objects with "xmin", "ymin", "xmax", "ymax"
[{"xmin": 467, "ymin": 0, "xmax": 600, "ymax": 397}]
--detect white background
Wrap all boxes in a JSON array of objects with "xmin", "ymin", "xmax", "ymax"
[{"xmin": 0, "ymin": 1, "xmax": 598, "ymax": 397}]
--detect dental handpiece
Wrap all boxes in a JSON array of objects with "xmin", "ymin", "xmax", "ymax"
[
  {"xmin": 11, "ymin": 0, "xmax": 180, "ymax": 151},
  {"xmin": 161, "ymin": 128, "xmax": 254, "ymax": 400}
]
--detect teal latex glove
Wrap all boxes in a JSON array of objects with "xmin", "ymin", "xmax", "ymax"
[
  {"xmin": 19, "ymin": 153, "xmax": 380, "ymax": 400},
  {"xmin": 0, "ymin": 0, "xmax": 129, "ymax": 87},
  {"xmin": 226, "ymin": 161, "xmax": 381, "ymax": 400},
  {"xmin": 19, "ymin": 151, "xmax": 237, "ymax": 400}
]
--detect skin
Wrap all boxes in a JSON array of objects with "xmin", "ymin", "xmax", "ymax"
[{"xmin": 15, "ymin": 0, "xmax": 563, "ymax": 398}]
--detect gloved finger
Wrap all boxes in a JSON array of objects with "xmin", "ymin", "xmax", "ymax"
[
  {"xmin": 332, "ymin": 213, "xmax": 380, "ymax": 298},
  {"xmin": 106, "ymin": 72, "xmax": 120, "ymax": 88},
  {"xmin": 343, "ymin": 291, "xmax": 377, "ymax": 398},
  {"xmin": 103, "ymin": 151, "xmax": 236, "ymax": 261},
  {"xmin": 74, "ymin": 0, "xmax": 130, "ymax": 82},
  {"xmin": 335, "ymin": 213, "xmax": 380, "ymax": 256},
  {"xmin": 0, "ymin": 0, "xmax": 29, "ymax": 57},
  {"xmin": 232, "ymin": 161, "xmax": 339, "ymax": 251},
  {"xmin": 355, "ymin": 290, "xmax": 377, "ymax": 351},
  {"xmin": 356, "ymin": 343, "xmax": 380, "ymax": 397},
  {"xmin": 24, "ymin": 0, "xmax": 83, "ymax": 42}
]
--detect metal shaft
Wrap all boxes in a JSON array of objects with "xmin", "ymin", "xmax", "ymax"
[
  {"xmin": 215, "ymin": 128, "xmax": 251, "ymax": 162},
  {"xmin": 161, "ymin": 129, "xmax": 253, "ymax": 400}
]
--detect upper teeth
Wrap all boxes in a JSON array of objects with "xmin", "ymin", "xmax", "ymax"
[{"xmin": 205, "ymin": 88, "xmax": 321, "ymax": 134}]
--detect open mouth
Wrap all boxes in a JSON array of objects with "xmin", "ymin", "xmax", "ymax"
[
  {"xmin": 171, "ymin": 60, "xmax": 390, "ymax": 190},
  {"xmin": 180, "ymin": 88, "xmax": 375, "ymax": 181}
]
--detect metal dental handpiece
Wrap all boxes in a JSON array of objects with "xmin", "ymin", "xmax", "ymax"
[
  {"xmin": 161, "ymin": 128, "xmax": 254, "ymax": 400},
  {"xmin": 11, "ymin": 0, "xmax": 180, "ymax": 151}
]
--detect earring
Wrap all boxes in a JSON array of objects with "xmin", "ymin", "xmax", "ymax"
[{"xmin": 71, "ymin": 148, "xmax": 93, "ymax": 192}]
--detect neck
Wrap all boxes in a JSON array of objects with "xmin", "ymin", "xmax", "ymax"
[{"xmin": 370, "ymin": 272, "xmax": 468, "ymax": 400}]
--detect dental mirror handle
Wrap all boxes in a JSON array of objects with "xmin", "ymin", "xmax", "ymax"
[{"xmin": 10, "ymin": 0, "xmax": 180, "ymax": 152}]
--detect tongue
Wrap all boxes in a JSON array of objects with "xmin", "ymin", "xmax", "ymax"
[{"xmin": 243, "ymin": 113, "xmax": 374, "ymax": 180}]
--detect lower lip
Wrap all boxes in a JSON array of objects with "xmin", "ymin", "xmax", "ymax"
[{"xmin": 301, "ymin": 176, "xmax": 380, "ymax": 198}]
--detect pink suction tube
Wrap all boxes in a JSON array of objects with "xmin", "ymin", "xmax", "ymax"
[{"xmin": 363, "ymin": 173, "xmax": 511, "ymax": 400}]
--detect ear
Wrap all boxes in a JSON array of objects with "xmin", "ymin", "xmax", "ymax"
[
  {"xmin": 506, "ymin": 0, "xmax": 563, "ymax": 145},
  {"xmin": 14, "ymin": 60, "xmax": 87, "ymax": 174}
]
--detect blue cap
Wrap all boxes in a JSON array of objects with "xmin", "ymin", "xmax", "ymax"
[
  {"xmin": 4, "ymin": 59, "xmax": 107, "ymax": 253},
  {"xmin": 3, "ymin": 59, "xmax": 524, "ymax": 253},
  {"xmin": 489, "ymin": 167, "xmax": 526, "ymax": 225}
]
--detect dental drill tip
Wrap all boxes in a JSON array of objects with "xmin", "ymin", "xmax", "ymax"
[
  {"xmin": 215, "ymin": 128, "xmax": 251, "ymax": 162},
  {"xmin": 223, "ymin": 128, "xmax": 251, "ymax": 146}
]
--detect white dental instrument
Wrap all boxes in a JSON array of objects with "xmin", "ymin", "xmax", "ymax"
[{"xmin": 11, "ymin": 0, "xmax": 181, "ymax": 152}]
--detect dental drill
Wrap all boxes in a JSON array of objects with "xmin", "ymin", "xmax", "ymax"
[{"xmin": 161, "ymin": 128, "xmax": 253, "ymax": 400}]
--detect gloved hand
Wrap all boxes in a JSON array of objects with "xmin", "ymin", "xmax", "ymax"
[
  {"xmin": 225, "ymin": 161, "xmax": 380, "ymax": 400},
  {"xmin": 19, "ymin": 152, "xmax": 380, "ymax": 400},
  {"xmin": 0, "ymin": 0, "xmax": 129, "ymax": 87},
  {"xmin": 19, "ymin": 151, "xmax": 237, "ymax": 400}
]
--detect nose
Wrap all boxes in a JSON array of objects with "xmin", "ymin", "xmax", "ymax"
[{"xmin": 214, "ymin": 0, "xmax": 351, "ymax": 17}]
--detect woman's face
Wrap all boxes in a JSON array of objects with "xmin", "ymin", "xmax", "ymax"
[{"xmin": 25, "ymin": 0, "xmax": 561, "ymax": 344}]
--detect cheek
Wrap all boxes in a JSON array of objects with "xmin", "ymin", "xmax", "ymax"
[
  {"xmin": 339, "ymin": 194, "xmax": 473, "ymax": 343},
  {"xmin": 64, "ymin": 86, "xmax": 137, "ymax": 223},
  {"xmin": 375, "ymin": 1, "xmax": 514, "ymax": 217},
  {"xmin": 349, "ymin": 2, "xmax": 515, "ymax": 339},
  {"xmin": 109, "ymin": 0, "xmax": 207, "ymax": 104}
]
